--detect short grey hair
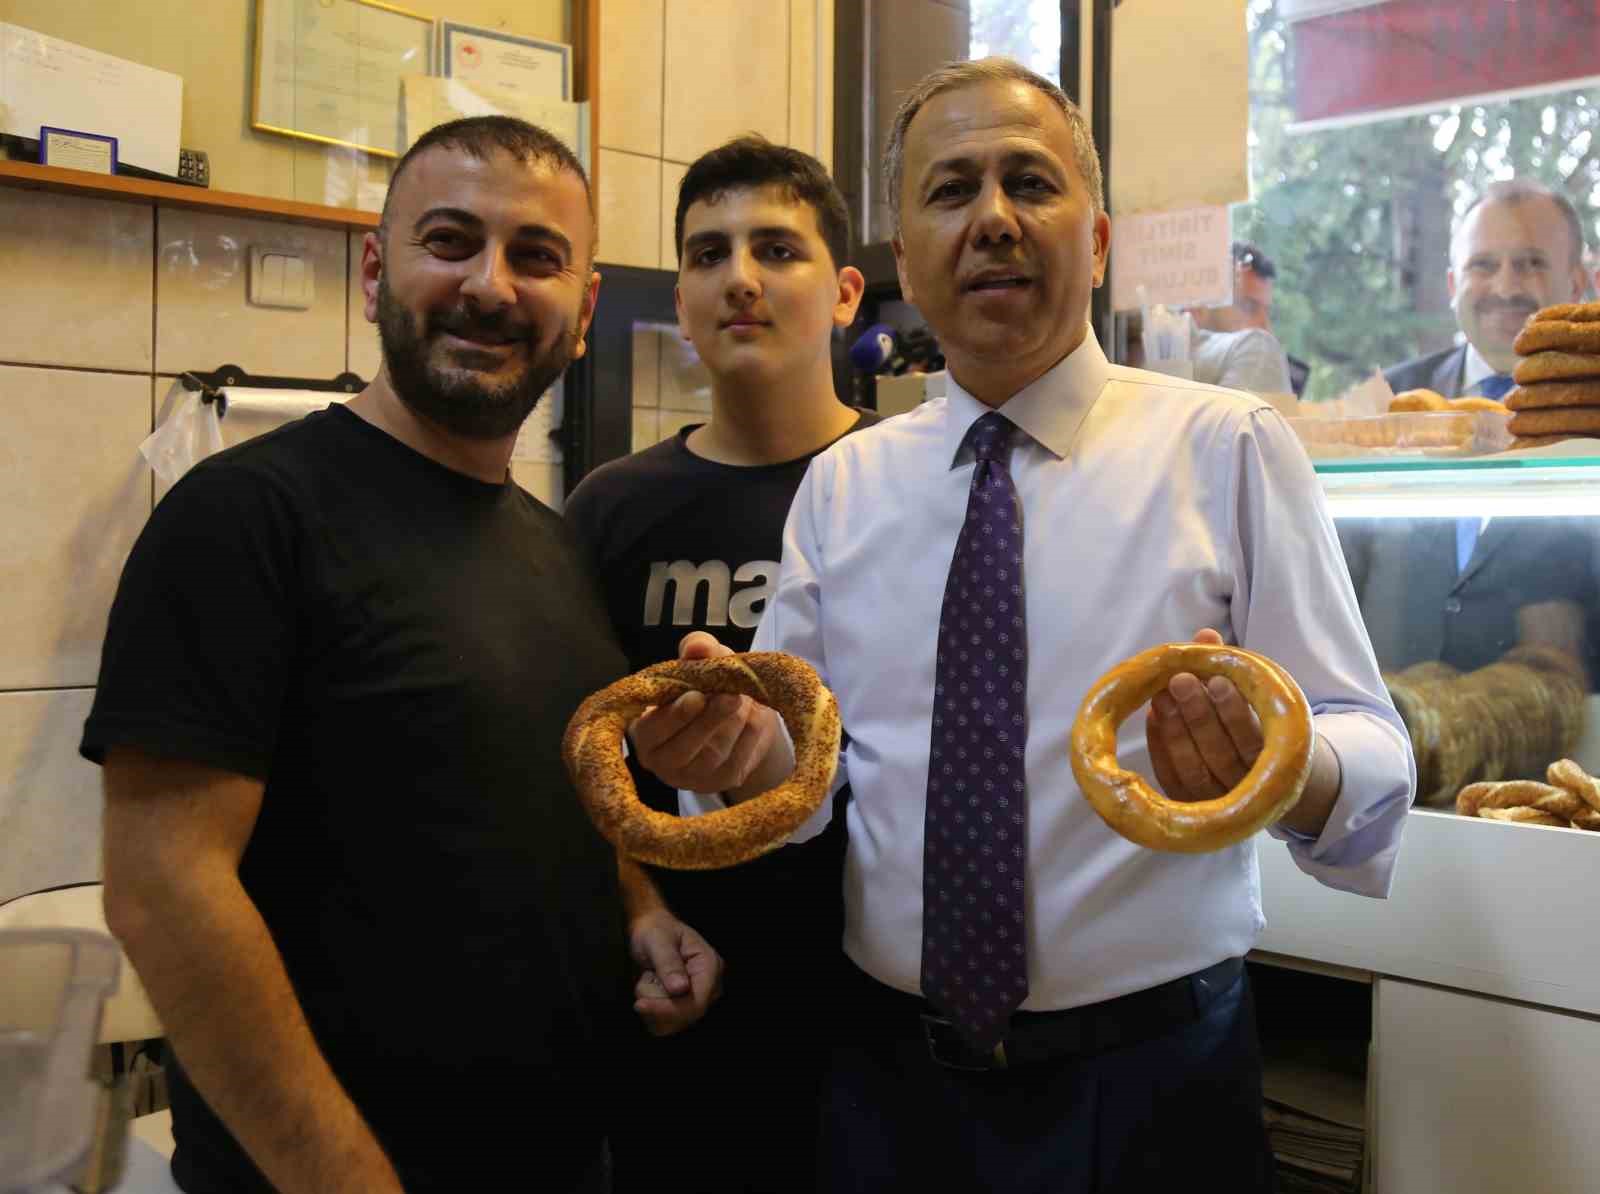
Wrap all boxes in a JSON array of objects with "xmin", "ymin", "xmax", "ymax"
[
  {"xmin": 1455, "ymin": 178, "xmax": 1587, "ymax": 269},
  {"xmin": 883, "ymin": 57, "xmax": 1105, "ymax": 237}
]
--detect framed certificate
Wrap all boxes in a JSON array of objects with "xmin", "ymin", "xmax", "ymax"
[
  {"xmin": 439, "ymin": 21, "xmax": 570, "ymax": 102},
  {"xmin": 253, "ymin": 0, "xmax": 435, "ymax": 158},
  {"xmin": 39, "ymin": 127, "xmax": 117, "ymax": 174}
]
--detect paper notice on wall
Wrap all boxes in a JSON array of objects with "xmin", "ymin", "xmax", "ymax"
[
  {"xmin": 0, "ymin": 23, "xmax": 181, "ymax": 174},
  {"xmin": 1109, "ymin": 205, "xmax": 1232, "ymax": 312},
  {"xmin": 512, "ymin": 381, "xmax": 563, "ymax": 464},
  {"xmin": 401, "ymin": 75, "xmax": 587, "ymax": 170},
  {"xmin": 1109, "ymin": 0, "xmax": 1248, "ymax": 216}
]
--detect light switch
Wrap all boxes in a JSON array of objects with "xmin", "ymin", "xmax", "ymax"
[
  {"xmin": 262, "ymin": 254, "xmax": 285, "ymax": 299},
  {"xmin": 249, "ymin": 247, "xmax": 314, "ymax": 310},
  {"xmin": 282, "ymin": 256, "xmax": 314, "ymax": 307}
]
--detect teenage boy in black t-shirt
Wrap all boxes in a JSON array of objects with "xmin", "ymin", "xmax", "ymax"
[
  {"xmin": 79, "ymin": 118, "xmax": 706, "ymax": 1194},
  {"xmin": 565, "ymin": 137, "xmax": 876, "ymax": 1194}
]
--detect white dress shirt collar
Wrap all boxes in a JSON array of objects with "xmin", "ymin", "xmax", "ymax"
[
  {"xmin": 942, "ymin": 326, "xmax": 1110, "ymax": 466},
  {"xmin": 1462, "ymin": 341, "xmax": 1497, "ymax": 390}
]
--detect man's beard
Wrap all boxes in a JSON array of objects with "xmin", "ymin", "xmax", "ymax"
[{"xmin": 376, "ymin": 277, "xmax": 581, "ymax": 440}]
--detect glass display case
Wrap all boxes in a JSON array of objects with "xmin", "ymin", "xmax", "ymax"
[
  {"xmin": 1325, "ymin": 450, "xmax": 1600, "ymax": 827},
  {"xmin": 1257, "ymin": 450, "xmax": 1600, "ymax": 1194}
]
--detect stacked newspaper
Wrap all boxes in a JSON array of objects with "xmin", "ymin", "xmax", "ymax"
[{"xmin": 1263, "ymin": 1059, "xmax": 1366, "ymax": 1193}]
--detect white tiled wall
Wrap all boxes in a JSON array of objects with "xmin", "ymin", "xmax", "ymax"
[
  {"xmin": 602, "ymin": 1, "xmax": 835, "ymax": 446},
  {"xmin": 597, "ymin": 149, "xmax": 664, "ymax": 270},
  {"xmin": 599, "ymin": 0, "xmax": 666, "ymax": 160},
  {"xmin": 0, "ymin": 189, "xmax": 388, "ymax": 902},
  {"xmin": 629, "ymin": 322, "xmax": 715, "ymax": 452},
  {"xmin": 662, "ymin": 1, "xmax": 791, "ymax": 164},
  {"xmin": 0, "ymin": 188, "xmax": 181, "ymax": 902},
  {"xmin": 660, "ymin": 160, "xmax": 690, "ymax": 272},
  {"xmin": 0, "ymin": 367, "xmax": 152, "ymax": 690},
  {"xmin": 0, "ymin": 189, "xmax": 153, "ymax": 372},
  {"xmin": 597, "ymin": 0, "xmax": 834, "ymax": 270},
  {"xmin": 155, "ymin": 209, "xmax": 347, "ymax": 379},
  {"xmin": 0, "ymin": 690, "xmax": 104, "ymax": 909}
]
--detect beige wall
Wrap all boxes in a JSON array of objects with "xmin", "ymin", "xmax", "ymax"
[
  {"xmin": 595, "ymin": 0, "xmax": 834, "ymax": 270},
  {"xmin": 1109, "ymin": 0, "xmax": 1249, "ymax": 215},
  {"xmin": 5, "ymin": 0, "xmax": 567, "ymax": 210},
  {"xmin": 6, "ymin": 1, "xmax": 858, "ymax": 900},
  {"xmin": 601, "ymin": 0, "xmax": 835, "ymax": 452}
]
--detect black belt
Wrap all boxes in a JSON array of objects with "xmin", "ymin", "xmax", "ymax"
[{"xmin": 846, "ymin": 956, "xmax": 1245, "ymax": 1072}]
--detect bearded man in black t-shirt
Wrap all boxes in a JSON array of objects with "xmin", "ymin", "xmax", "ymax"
[
  {"xmin": 81, "ymin": 117, "xmax": 713, "ymax": 1194},
  {"xmin": 565, "ymin": 137, "xmax": 879, "ymax": 1194}
]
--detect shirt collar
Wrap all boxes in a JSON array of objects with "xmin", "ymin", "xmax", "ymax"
[
  {"xmin": 1461, "ymin": 341, "xmax": 1497, "ymax": 389},
  {"xmin": 941, "ymin": 325, "xmax": 1112, "ymax": 468}
]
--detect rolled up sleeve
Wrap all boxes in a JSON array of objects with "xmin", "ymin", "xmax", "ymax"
[{"xmin": 1232, "ymin": 409, "xmax": 1416, "ymax": 897}]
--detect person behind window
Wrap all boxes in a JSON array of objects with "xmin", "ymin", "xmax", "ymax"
[
  {"xmin": 1347, "ymin": 180, "xmax": 1596, "ymax": 702},
  {"xmin": 1188, "ymin": 240, "xmax": 1296, "ymax": 395},
  {"xmin": 1385, "ymin": 180, "xmax": 1587, "ymax": 401}
]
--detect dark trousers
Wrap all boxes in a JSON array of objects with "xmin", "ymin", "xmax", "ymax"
[
  {"xmin": 610, "ymin": 991, "xmax": 828, "ymax": 1194},
  {"xmin": 822, "ymin": 961, "xmax": 1276, "ymax": 1194}
]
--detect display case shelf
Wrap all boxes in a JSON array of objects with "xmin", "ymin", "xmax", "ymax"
[{"xmin": 1316, "ymin": 448, "xmax": 1600, "ymax": 518}]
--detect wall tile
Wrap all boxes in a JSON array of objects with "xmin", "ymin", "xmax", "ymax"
[
  {"xmin": 788, "ymin": 0, "xmax": 818, "ymax": 159},
  {"xmin": 659, "ymin": 332, "xmax": 713, "ymax": 412},
  {"xmin": 0, "ymin": 689, "xmax": 104, "ymax": 904},
  {"xmin": 659, "ymin": 159, "xmax": 689, "ymax": 271},
  {"xmin": 632, "ymin": 323, "xmax": 663, "ymax": 408},
  {"xmin": 657, "ymin": 408, "xmax": 703, "ymax": 441},
  {"xmin": 814, "ymin": 0, "xmax": 835, "ymax": 174},
  {"xmin": 868, "ymin": 0, "xmax": 971, "ymax": 242},
  {"xmin": 0, "ymin": 189, "xmax": 152, "ymax": 372},
  {"xmin": 663, "ymin": 0, "xmax": 790, "ymax": 164},
  {"xmin": 149, "ymin": 380, "xmax": 348, "ymax": 504},
  {"xmin": 347, "ymin": 230, "xmax": 383, "ymax": 382},
  {"xmin": 156, "ymin": 208, "xmax": 346, "ymax": 380},
  {"xmin": 510, "ymin": 461, "xmax": 564, "ymax": 509},
  {"xmin": 600, "ymin": 0, "xmax": 666, "ymax": 156},
  {"xmin": 0, "ymin": 368, "xmax": 151, "ymax": 689},
  {"xmin": 632, "ymin": 408, "xmax": 660, "ymax": 452},
  {"xmin": 596, "ymin": 150, "xmax": 662, "ymax": 269}
]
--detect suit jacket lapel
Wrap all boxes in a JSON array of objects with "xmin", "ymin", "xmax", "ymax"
[
  {"xmin": 1455, "ymin": 517, "xmax": 1511, "ymax": 590},
  {"xmin": 1433, "ymin": 345, "xmax": 1468, "ymax": 399}
]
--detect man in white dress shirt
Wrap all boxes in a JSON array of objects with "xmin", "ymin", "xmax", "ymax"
[{"xmin": 634, "ymin": 58, "xmax": 1413, "ymax": 1193}]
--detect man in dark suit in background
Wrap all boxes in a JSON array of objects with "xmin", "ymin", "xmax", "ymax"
[
  {"xmin": 1384, "ymin": 179, "xmax": 1588, "ymax": 401},
  {"xmin": 1347, "ymin": 179, "xmax": 1597, "ymax": 693}
]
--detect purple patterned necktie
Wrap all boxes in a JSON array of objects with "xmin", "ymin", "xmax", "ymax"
[{"xmin": 921, "ymin": 410, "xmax": 1029, "ymax": 1050}]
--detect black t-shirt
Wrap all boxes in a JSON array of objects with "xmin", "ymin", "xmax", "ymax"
[
  {"xmin": 82, "ymin": 406, "xmax": 632, "ymax": 1192},
  {"xmin": 563, "ymin": 410, "xmax": 879, "ymax": 994}
]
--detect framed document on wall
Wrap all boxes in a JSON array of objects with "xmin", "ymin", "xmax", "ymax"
[
  {"xmin": 439, "ymin": 21, "xmax": 570, "ymax": 102},
  {"xmin": 253, "ymin": 0, "xmax": 434, "ymax": 158}
]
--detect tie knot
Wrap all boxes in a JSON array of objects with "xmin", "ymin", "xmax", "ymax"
[
  {"xmin": 1477, "ymin": 373, "xmax": 1515, "ymax": 400},
  {"xmin": 968, "ymin": 412, "xmax": 1014, "ymax": 463}
]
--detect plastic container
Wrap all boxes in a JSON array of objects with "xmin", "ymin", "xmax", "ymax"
[
  {"xmin": 0, "ymin": 930, "xmax": 119, "ymax": 1193},
  {"xmin": 1287, "ymin": 410, "xmax": 1514, "ymax": 459}
]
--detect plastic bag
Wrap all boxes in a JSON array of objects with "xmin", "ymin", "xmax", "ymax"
[
  {"xmin": 1138, "ymin": 286, "xmax": 1194, "ymax": 380},
  {"xmin": 140, "ymin": 386, "xmax": 223, "ymax": 487}
]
